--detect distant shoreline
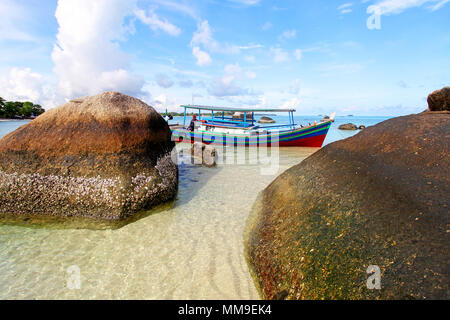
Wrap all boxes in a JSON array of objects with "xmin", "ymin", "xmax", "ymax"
[{"xmin": 0, "ymin": 118, "xmax": 32, "ymax": 122}]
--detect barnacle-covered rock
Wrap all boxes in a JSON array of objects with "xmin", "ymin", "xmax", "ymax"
[
  {"xmin": 245, "ymin": 112, "xmax": 449, "ymax": 300},
  {"xmin": 0, "ymin": 91, "xmax": 178, "ymax": 220}
]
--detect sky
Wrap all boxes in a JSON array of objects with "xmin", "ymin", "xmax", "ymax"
[{"xmin": 0, "ymin": 0, "xmax": 449, "ymax": 116}]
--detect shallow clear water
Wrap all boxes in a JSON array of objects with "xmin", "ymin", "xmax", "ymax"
[{"xmin": 0, "ymin": 116, "xmax": 390, "ymax": 299}]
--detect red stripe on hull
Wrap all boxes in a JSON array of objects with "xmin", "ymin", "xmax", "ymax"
[
  {"xmin": 173, "ymin": 133, "xmax": 328, "ymax": 148},
  {"xmin": 279, "ymin": 134, "xmax": 327, "ymax": 147}
]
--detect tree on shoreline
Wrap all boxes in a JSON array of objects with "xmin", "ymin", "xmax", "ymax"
[{"xmin": 0, "ymin": 97, "xmax": 45, "ymax": 118}]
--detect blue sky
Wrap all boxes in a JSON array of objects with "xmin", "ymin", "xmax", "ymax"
[{"xmin": 0, "ymin": 0, "xmax": 449, "ymax": 115}]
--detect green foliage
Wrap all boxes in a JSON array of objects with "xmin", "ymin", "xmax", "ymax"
[
  {"xmin": 21, "ymin": 102, "xmax": 34, "ymax": 117},
  {"xmin": 0, "ymin": 98, "xmax": 45, "ymax": 118},
  {"xmin": 32, "ymin": 104, "xmax": 45, "ymax": 116},
  {"xmin": 0, "ymin": 97, "xmax": 4, "ymax": 117},
  {"xmin": 3, "ymin": 102, "xmax": 19, "ymax": 118}
]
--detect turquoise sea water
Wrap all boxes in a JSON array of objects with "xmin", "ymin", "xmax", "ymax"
[
  {"xmin": 0, "ymin": 115, "xmax": 390, "ymax": 299},
  {"xmin": 0, "ymin": 120, "xmax": 31, "ymax": 139}
]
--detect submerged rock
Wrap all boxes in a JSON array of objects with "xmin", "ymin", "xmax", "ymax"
[
  {"xmin": 338, "ymin": 123, "xmax": 358, "ymax": 130},
  {"xmin": 191, "ymin": 142, "xmax": 217, "ymax": 167},
  {"xmin": 0, "ymin": 91, "xmax": 178, "ymax": 220},
  {"xmin": 245, "ymin": 112, "xmax": 449, "ymax": 300},
  {"xmin": 427, "ymin": 86, "xmax": 450, "ymax": 111},
  {"xmin": 258, "ymin": 116, "xmax": 276, "ymax": 124}
]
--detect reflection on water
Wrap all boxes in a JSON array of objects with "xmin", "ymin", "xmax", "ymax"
[{"xmin": 0, "ymin": 116, "xmax": 390, "ymax": 299}]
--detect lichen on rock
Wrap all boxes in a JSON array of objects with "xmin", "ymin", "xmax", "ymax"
[{"xmin": 245, "ymin": 112, "xmax": 449, "ymax": 300}]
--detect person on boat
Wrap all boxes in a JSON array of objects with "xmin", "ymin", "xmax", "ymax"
[{"xmin": 188, "ymin": 114, "xmax": 197, "ymax": 131}]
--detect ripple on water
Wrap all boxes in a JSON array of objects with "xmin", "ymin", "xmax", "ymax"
[{"xmin": 0, "ymin": 144, "xmax": 317, "ymax": 299}]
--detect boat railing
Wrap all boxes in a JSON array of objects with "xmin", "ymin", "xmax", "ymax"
[
  {"xmin": 200, "ymin": 118, "xmax": 253, "ymax": 127},
  {"xmin": 257, "ymin": 123, "xmax": 297, "ymax": 129}
]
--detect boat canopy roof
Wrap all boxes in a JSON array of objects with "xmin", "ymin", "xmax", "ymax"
[{"xmin": 180, "ymin": 105, "xmax": 295, "ymax": 113}]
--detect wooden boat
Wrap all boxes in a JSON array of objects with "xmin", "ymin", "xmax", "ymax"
[{"xmin": 170, "ymin": 105, "xmax": 335, "ymax": 147}]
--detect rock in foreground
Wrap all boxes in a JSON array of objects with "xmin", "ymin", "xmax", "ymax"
[
  {"xmin": 0, "ymin": 91, "xmax": 178, "ymax": 220},
  {"xmin": 427, "ymin": 86, "xmax": 450, "ymax": 111},
  {"xmin": 245, "ymin": 112, "xmax": 449, "ymax": 299}
]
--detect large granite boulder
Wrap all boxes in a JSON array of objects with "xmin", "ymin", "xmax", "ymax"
[
  {"xmin": 427, "ymin": 87, "xmax": 450, "ymax": 111},
  {"xmin": 245, "ymin": 112, "xmax": 449, "ymax": 300},
  {"xmin": 0, "ymin": 91, "xmax": 178, "ymax": 220}
]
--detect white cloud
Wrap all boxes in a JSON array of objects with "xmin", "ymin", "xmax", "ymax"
[
  {"xmin": 155, "ymin": 73, "xmax": 174, "ymax": 88},
  {"xmin": 367, "ymin": 0, "xmax": 450, "ymax": 16},
  {"xmin": 261, "ymin": 22, "xmax": 272, "ymax": 30},
  {"xmin": 238, "ymin": 44, "xmax": 264, "ymax": 50},
  {"xmin": 289, "ymin": 79, "xmax": 301, "ymax": 94},
  {"xmin": 51, "ymin": 0, "xmax": 145, "ymax": 100},
  {"xmin": 338, "ymin": 3, "xmax": 353, "ymax": 14},
  {"xmin": 279, "ymin": 97, "xmax": 301, "ymax": 110},
  {"xmin": 191, "ymin": 20, "xmax": 219, "ymax": 52},
  {"xmin": 294, "ymin": 49, "xmax": 303, "ymax": 60},
  {"xmin": 153, "ymin": 94, "xmax": 167, "ymax": 106},
  {"xmin": 245, "ymin": 55, "xmax": 256, "ymax": 63},
  {"xmin": 0, "ymin": 68, "xmax": 57, "ymax": 107},
  {"xmin": 270, "ymin": 47, "xmax": 289, "ymax": 63},
  {"xmin": 224, "ymin": 63, "xmax": 242, "ymax": 75},
  {"xmin": 279, "ymin": 29, "xmax": 296, "ymax": 41},
  {"xmin": 209, "ymin": 76, "xmax": 250, "ymax": 97},
  {"xmin": 134, "ymin": 8, "xmax": 181, "ymax": 36},
  {"xmin": 192, "ymin": 47, "xmax": 212, "ymax": 66},
  {"xmin": 224, "ymin": 63, "xmax": 256, "ymax": 80},
  {"xmin": 151, "ymin": 0, "xmax": 200, "ymax": 21},
  {"xmin": 429, "ymin": 0, "xmax": 450, "ymax": 10},
  {"xmin": 227, "ymin": 0, "xmax": 261, "ymax": 5},
  {"xmin": 178, "ymin": 79, "xmax": 194, "ymax": 88},
  {"xmin": 245, "ymin": 71, "xmax": 257, "ymax": 79},
  {"xmin": 208, "ymin": 63, "xmax": 257, "ymax": 97},
  {"xmin": 190, "ymin": 20, "xmax": 260, "ymax": 60}
]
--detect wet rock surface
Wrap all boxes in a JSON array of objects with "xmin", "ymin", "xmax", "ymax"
[
  {"xmin": 245, "ymin": 112, "xmax": 449, "ymax": 299},
  {"xmin": 0, "ymin": 91, "xmax": 178, "ymax": 220}
]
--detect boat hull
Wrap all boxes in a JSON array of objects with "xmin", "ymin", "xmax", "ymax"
[{"xmin": 171, "ymin": 121, "xmax": 332, "ymax": 147}]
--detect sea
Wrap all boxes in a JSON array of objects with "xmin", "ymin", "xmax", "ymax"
[{"xmin": 0, "ymin": 115, "xmax": 390, "ymax": 299}]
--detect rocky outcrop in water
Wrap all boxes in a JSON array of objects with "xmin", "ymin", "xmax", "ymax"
[
  {"xmin": 0, "ymin": 91, "xmax": 178, "ymax": 220},
  {"xmin": 258, "ymin": 116, "xmax": 275, "ymax": 124},
  {"xmin": 245, "ymin": 112, "xmax": 449, "ymax": 300},
  {"xmin": 232, "ymin": 112, "xmax": 253, "ymax": 120},
  {"xmin": 427, "ymin": 86, "xmax": 450, "ymax": 111},
  {"xmin": 338, "ymin": 123, "xmax": 358, "ymax": 130}
]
